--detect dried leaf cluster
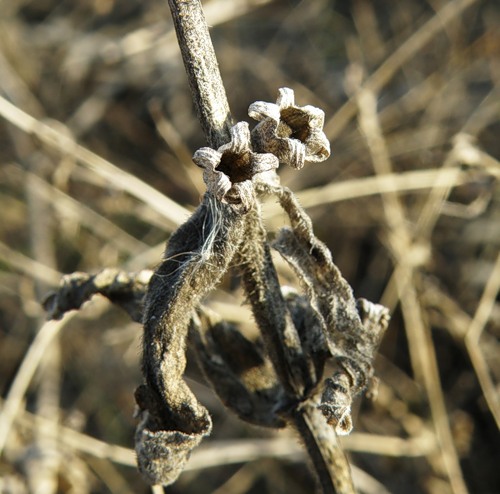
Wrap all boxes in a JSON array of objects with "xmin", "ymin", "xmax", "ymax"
[{"xmin": 45, "ymin": 88, "xmax": 389, "ymax": 488}]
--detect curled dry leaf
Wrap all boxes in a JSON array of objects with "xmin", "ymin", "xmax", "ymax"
[
  {"xmin": 43, "ymin": 268, "xmax": 152, "ymax": 323},
  {"xmin": 190, "ymin": 310, "xmax": 287, "ymax": 428},
  {"xmin": 249, "ymin": 87, "xmax": 330, "ymax": 169},
  {"xmin": 134, "ymin": 384, "xmax": 212, "ymax": 485},
  {"xmin": 320, "ymin": 300, "xmax": 389, "ymax": 435},
  {"xmin": 270, "ymin": 186, "xmax": 390, "ymax": 435},
  {"xmin": 137, "ymin": 194, "xmax": 246, "ymax": 485},
  {"xmin": 281, "ymin": 286, "xmax": 329, "ymax": 386}
]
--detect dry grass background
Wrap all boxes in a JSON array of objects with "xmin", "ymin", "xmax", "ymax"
[{"xmin": 0, "ymin": 0, "xmax": 499, "ymax": 493}]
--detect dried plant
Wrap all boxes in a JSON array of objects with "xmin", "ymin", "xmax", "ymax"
[
  {"xmin": 1, "ymin": 0, "xmax": 498, "ymax": 493},
  {"xmin": 42, "ymin": 1, "xmax": 390, "ymax": 493}
]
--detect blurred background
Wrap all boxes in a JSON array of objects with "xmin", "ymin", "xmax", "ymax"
[{"xmin": 0, "ymin": 0, "xmax": 499, "ymax": 493}]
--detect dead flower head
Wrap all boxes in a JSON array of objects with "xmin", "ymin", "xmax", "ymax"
[
  {"xmin": 193, "ymin": 121, "xmax": 279, "ymax": 212},
  {"xmin": 249, "ymin": 87, "xmax": 330, "ymax": 169}
]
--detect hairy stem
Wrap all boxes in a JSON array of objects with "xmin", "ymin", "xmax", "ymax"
[
  {"xmin": 293, "ymin": 405, "xmax": 355, "ymax": 494},
  {"xmin": 235, "ymin": 207, "xmax": 313, "ymax": 396},
  {"xmin": 167, "ymin": 0, "xmax": 233, "ymax": 148}
]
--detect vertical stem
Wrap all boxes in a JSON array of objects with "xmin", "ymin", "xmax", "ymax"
[
  {"xmin": 167, "ymin": 0, "xmax": 233, "ymax": 149},
  {"xmin": 293, "ymin": 405, "xmax": 356, "ymax": 494},
  {"xmin": 235, "ymin": 208, "xmax": 313, "ymax": 397},
  {"xmin": 26, "ymin": 170, "xmax": 61, "ymax": 494}
]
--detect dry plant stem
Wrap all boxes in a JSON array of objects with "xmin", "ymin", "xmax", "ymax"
[
  {"xmin": 0, "ymin": 95, "xmax": 190, "ymax": 229},
  {"xmin": 465, "ymin": 253, "xmax": 500, "ymax": 428},
  {"xmin": 276, "ymin": 167, "xmax": 470, "ymax": 212},
  {"xmin": 380, "ymin": 137, "xmax": 499, "ymax": 313},
  {"xmin": 235, "ymin": 207, "xmax": 312, "ymax": 396},
  {"xmin": 26, "ymin": 172, "xmax": 61, "ymax": 494},
  {"xmin": 293, "ymin": 405, "xmax": 355, "ymax": 494},
  {"xmin": 355, "ymin": 86, "xmax": 467, "ymax": 494},
  {"xmin": 0, "ymin": 240, "xmax": 62, "ymax": 286},
  {"xmin": 430, "ymin": 281, "xmax": 500, "ymax": 426},
  {"xmin": 0, "ymin": 316, "xmax": 76, "ymax": 454},
  {"xmin": 25, "ymin": 170, "xmax": 147, "ymax": 256},
  {"xmin": 325, "ymin": 0, "xmax": 480, "ymax": 139},
  {"xmin": 8, "ymin": 401, "xmax": 435, "ymax": 470},
  {"xmin": 167, "ymin": 0, "xmax": 233, "ymax": 148}
]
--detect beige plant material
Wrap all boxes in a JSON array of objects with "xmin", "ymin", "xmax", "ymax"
[
  {"xmin": 193, "ymin": 121, "xmax": 279, "ymax": 212},
  {"xmin": 249, "ymin": 88, "xmax": 330, "ymax": 169}
]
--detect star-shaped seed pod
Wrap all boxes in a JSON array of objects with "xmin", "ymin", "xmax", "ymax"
[
  {"xmin": 193, "ymin": 121, "xmax": 279, "ymax": 212},
  {"xmin": 248, "ymin": 87, "xmax": 330, "ymax": 169}
]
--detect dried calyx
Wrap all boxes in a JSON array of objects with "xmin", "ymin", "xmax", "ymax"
[
  {"xmin": 193, "ymin": 121, "xmax": 278, "ymax": 212},
  {"xmin": 249, "ymin": 87, "xmax": 331, "ymax": 169}
]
